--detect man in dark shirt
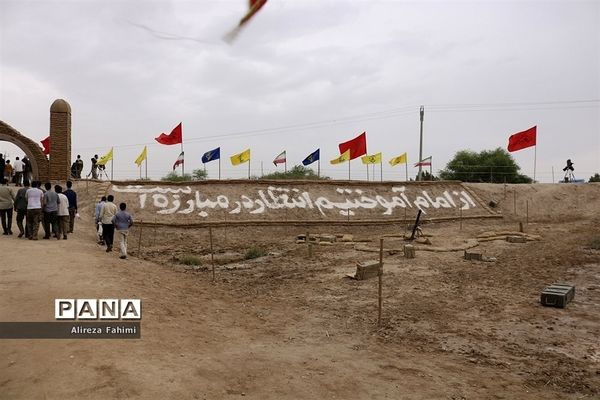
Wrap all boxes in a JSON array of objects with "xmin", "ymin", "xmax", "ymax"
[
  {"xmin": 13, "ymin": 180, "xmax": 29, "ymax": 238},
  {"xmin": 63, "ymin": 180, "xmax": 78, "ymax": 233}
]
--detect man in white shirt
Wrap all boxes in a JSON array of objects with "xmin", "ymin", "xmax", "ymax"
[
  {"xmin": 55, "ymin": 185, "xmax": 70, "ymax": 240},
  {"xmin": 99, "ymin": 194, "xmax": 118, "ymax": 252},
  {"xmin": 25, "ymin": 181, "xmax": 44, "ymax": 240},
  {"xmin": 13, "ymin": 157, "xmax": 24, "ymax": 187}
]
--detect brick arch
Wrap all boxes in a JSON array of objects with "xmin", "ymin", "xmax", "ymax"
[{"xmin": 0, "ymin": 120, "xmax": 49, "ymax": 182}]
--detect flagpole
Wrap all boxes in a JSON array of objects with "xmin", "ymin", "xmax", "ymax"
[
  {"xmin": 366, "ymin": 163, "xmax": 369, "ymax": 181},
  {"xmin": 318, "ymin": 158, "xmax": 320, "ymax": 178},
  {"xmin": 418, "ymin": 106, "xmax": 424, "ymax": 181},
  {"xmin": 380, "ymin": 158, "xmax": 383, "ymax": 182},
  {"xmin": 348, "ymin": 159, "xmax": 351, "ymax": 181},
  {"xmin": 181, "ymin": 142, "xmax": 184, "ymax": 177},
  {"xmin": 219, "ymin": 157, "xmax": 221, "ymax": 180},
  {"xmin": 111, "ymin": 159, "xmax": 113, "ymax": 181},
  {"xmin": 145, "ymin": 157, "xmax": 148, "ymax": 180},
  {"xmin": 248, "ymin": 160, "xmax": 250, "ymax": 179},
  {"xmin": 430, "ymin": 157, "xmax": 433, "ymax": 180},
  {"xmin": 405, "ymin": 161, "xmax": 408, "ymax": 182},
  {"xmin": 533, "ymin": 145, "xmax": 537, "ymax": 182}
]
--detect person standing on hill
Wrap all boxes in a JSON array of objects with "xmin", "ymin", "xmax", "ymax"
[
  {"xmin": 75, "ymin": 155, "xmax": 84, "ymax": 179},
  {"xmin": 13, "ymin": 157, "xmax": 23, "ymax": 187},
  {"xmin": 112, "ymin": 202, "xmax": 133, "ymax": 259},
  {"xmin": 14, "ymin": 180, "xmax": 29, "ymax": 237},
  {"xmin": 55, "ymin": 185, "xmax": 69, "ymax": 240},
  {"xmin": 0, "ymin": 178, "xmax": 15, "ymax": 235},
  {"xmin": 26, "ymin": 181, "xmax": 44, "ymax": 240},
  {"xmin": 63, "ymin": 181, "xmax": 77, "ymax": 233},
  {"xmin": 90, "ymin": 155, "xmax": 98, "ymax": 179},
  {"xmin": 99, "ymin": 194, "xmax": 118, "ymax": 252}
]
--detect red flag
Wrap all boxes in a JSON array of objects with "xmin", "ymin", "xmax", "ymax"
[
  {"xmin": 224, "ymin": 0, "xmax": 268, "ymax": 43},
  {"xmin": 508, "ymin": 126, "xmax": 536, "ymax": 152},
  {"xmin": 338, "ymin": 132, "xmax": 367, "ymax": 160},
  {"xmin": 240, "ymin": 0, "xmax": 268, "ymax": 26},
  {"xmin": 40, "ymin": 136, "xmax": 50, "ymax": 155},
  {"xmin": 155, "ymin": 123, "xmax": 183, "ymax": 145}
]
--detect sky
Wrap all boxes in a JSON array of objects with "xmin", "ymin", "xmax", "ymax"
[{"xmin": 0, "ymin": 0, "xmax": 598, "ymax": 182}]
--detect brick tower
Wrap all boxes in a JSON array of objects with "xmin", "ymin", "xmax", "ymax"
[{"xmin": 49, "ymin": 99, "xmax": 72, "ymax": 181}]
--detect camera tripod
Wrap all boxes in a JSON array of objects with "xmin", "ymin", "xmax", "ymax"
[
  {"xmin": 86, "ymin": 167, "xmax": 110, "ymax": 180},
  {"xmin": 563, "ymin": 169, "xmax": 575, "ymax": 182}
]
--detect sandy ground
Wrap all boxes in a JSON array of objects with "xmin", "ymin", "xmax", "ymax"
[{"xmin": 0, "ymin": 182, "xmax": 599, "ymax": 399}]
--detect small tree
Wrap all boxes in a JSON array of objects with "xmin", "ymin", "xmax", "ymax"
[
  {"xmin": 439, "ymin": 148, "xmax": 532, "ymax": 183},
  {"xmin": 260, "ymin": 165, "xmax": 328, "ymax": 180},
  {"xmin": 161, "ymin": 171, "xmax": 192, "ymax": 182},
  {"xmin": 415, "ymin": 170, "xmax": 438, "ymax": 181},
  {"xmin": 191, "ymin": 168, "xmax": 208, "ymax": 181},
  {"xmin": 589, "ymin": 173, "xmax": 600, "ymax": 183}
]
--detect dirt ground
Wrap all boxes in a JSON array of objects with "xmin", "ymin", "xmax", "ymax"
[{"xmin": 0, "ymin": 182, "xmax": 599, "ymax": 399}]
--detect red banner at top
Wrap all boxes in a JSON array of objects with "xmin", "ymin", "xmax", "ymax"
[
  {"xmin": 155, "ymin": 123, "xmax": 183, "ymax": 145},
  {"xmin": 338, "ymin": 132, "xmax": 367, "ymax": 160},
  {"xmin": 508, "ymin": 126, "xmax": 536, "ymax": 152}
]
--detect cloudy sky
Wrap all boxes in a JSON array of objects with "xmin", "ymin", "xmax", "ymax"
[{"xmin": 0, "ymin": 0, "xmax": 598, "ymax": 182}]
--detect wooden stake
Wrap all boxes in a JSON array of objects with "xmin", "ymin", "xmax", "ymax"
[
  {"xmin": 209, "ymin": 226, "xmax": 215, "ymax": 282},
  {"xmin": 378, "ymin": 238, "xmax": 384, "ymax": 326},
  {"xmin": 459, "ymin": 206, "xmax": 463, "ymax": 230},
  {"xmin": 153, "ymin": 217, "xmax": 157, "ymax": 246},
  {"xmin": 137, "ymin": 219, "xmax": 143, "ymax": 257},
  {"xmin": 526, "ymin": 200, "xmax": 529, "ymax": 225},
  {"xmin": 513, "ymin": 191, "xmax": 517, "ymax": 214},
  {"xmin": 306, "ymin": 230, "xmax": 310, "ymax": 258}
]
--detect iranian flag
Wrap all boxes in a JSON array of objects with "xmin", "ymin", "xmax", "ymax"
[
  {"xmin": 172, "ymin": 151, "xmax": 184, "ymax": 171},
  {"xmin": 273, "ymin": 150, "xmax": 286, "ymax": 166}
]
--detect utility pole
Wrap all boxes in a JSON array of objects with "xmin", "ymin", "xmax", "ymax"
[{"xmin": 418, "ymin": 105, "xmax": 424, "ymax": 181}]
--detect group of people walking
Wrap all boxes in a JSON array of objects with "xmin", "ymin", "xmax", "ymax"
[
  {"xmin": 0, "ymin": 180, "xmax": 78, "ymax": 240},
  {"xmin": 0, "ymin": 155, "xmax": 32, "ymax": 186},
  {"xmin": 94, "ymin": 195, "xmax": 134, "ymax": 259},
  {"xmin": 0, "ymin": 178, "xmax": 135, "ymax": 260}
]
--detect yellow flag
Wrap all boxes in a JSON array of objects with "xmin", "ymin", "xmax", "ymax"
[
  {"xmin": 330, "ymin": 149, "xmax": 351, "ymax": 165},
  {"xmin": 389, "ymin": 152, "xmax": 407, "ymax": 166},
  {"xmin": 230, "ymin": 148, "xmax": 251, "ymax": 166},
  {"xmin": 96, "ymin": 147, "xmax": 113, "ymax": 166},
  {"xmin": 361, "ymin": 152, "xmax": 382, "ymax": 165},
  {"xmin": 134, "ymin": 146, "xmax": 147, "ymax": 167}
]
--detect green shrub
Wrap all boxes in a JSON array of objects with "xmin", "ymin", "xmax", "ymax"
[
  {"xmin": 178, "ymin": 254, "xmax": 202, "ymax": 266},
  {"xmin": 591, "ymin": 238, "xmax": 600, "ymax": 250},
  {"xmin": 245, "ymin": 247, "xmax": 267, "ymax": 260}
]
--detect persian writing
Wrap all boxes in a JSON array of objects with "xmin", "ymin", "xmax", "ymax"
[{"xmin": 112, "ymin": 185, "xmax": 477, "ymax": 218}]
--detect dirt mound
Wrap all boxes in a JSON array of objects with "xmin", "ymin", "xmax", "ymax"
[{"xmin": 466, "ymin": 182, "xmax": 600, "ymax": 223}]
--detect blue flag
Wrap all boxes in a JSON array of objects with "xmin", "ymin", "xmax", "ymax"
[
  {"xmin": 202, "ymin": 147, "xmax": 220, "ymax": 163},
  {"xmin": 302, "ymin": 149, "xmax": 320, "ymax": 166}
]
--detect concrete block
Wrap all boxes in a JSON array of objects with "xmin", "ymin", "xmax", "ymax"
[
  {"xmin": 404, "ymin": 244, "xmax": 415, "ymax": 259},
  {"xmin": 506, "ymin": 236, "xmax": 527, "ymax": 243},
  {"xmin": 464, "ymin": 251, "xmax": 482, "ymax": 261}
]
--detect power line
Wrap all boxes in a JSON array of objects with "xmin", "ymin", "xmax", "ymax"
[{"xmin": 72, "ymin": 99, "xmax": 600, "ymax": 152}]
